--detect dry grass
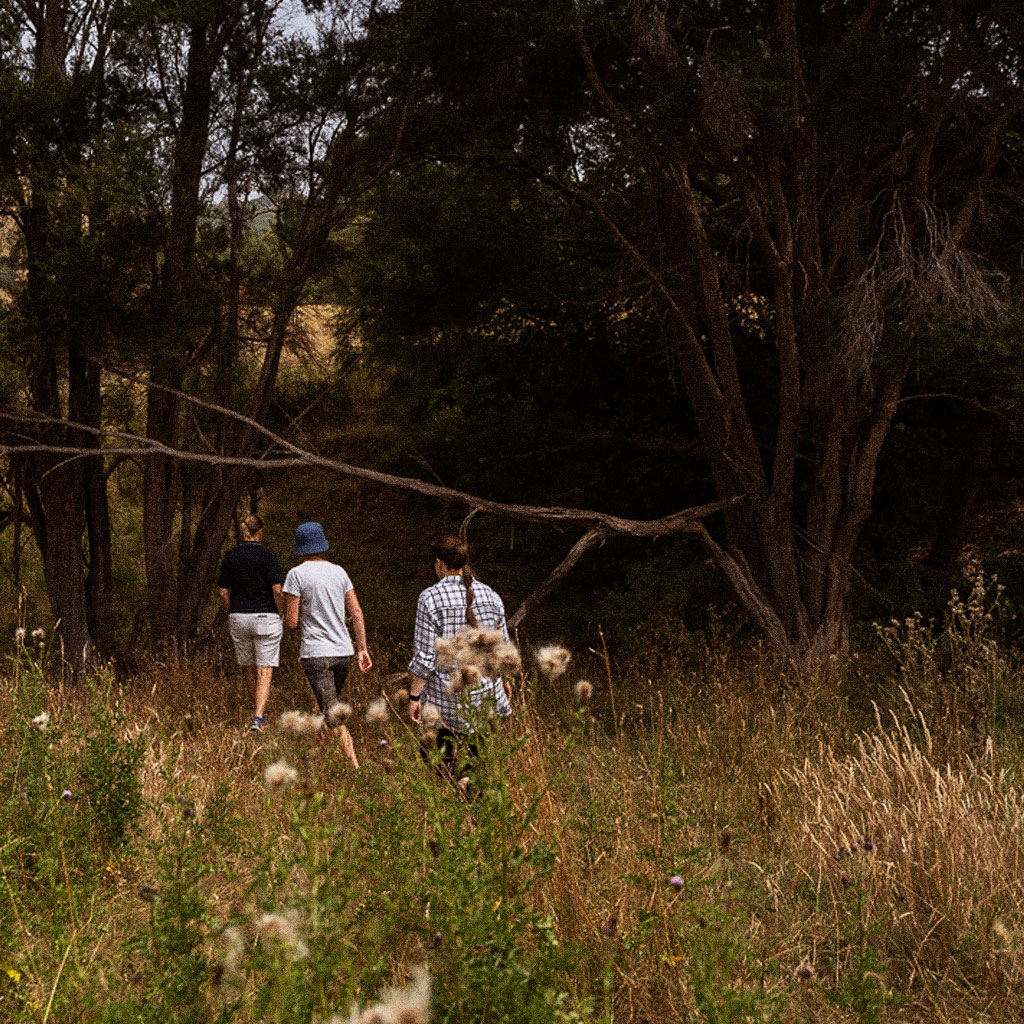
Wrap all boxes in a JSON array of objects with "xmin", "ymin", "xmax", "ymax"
[{"xmin": 5, "ymin": 630, "xmax": 1024, "ymax": 1023}]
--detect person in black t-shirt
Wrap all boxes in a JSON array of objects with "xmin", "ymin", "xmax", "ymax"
[{"xmin": 217, "ymin": 514, "xmax": 285, "ymax": 732}]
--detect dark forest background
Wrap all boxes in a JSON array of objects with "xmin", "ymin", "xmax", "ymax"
[{"xmin": 2, "ymin": 0, "xmax": 1024, "ymax": 671}]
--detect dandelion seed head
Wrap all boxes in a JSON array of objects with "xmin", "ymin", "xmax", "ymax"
[
  {"xmin": 31, "ymin": 711, "xmax": 50, "ymax": 732},
  {"xmin": 264, "ymin": 761, "xmax": 298, "ymax": 790},
  {"xmin": 574, "ymin": 680, "xmax": 593, "ymax": 704},
  {"xmin": 14, "ymin": 627, "xmax": 26, "ymax": 642},
  {"xmin": 365, "ymin": 697, "xmax": 389, "ymax": 724},
  {"xmin": 327, "ymin": 702, "xmax": 353, "ymax": 726},
  {"xmin": 535, "ymin": 645, "xmax": 571, "ymax": 678}
]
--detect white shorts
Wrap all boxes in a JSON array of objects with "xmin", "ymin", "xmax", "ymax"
[{"xmin": 228, "ymin": 613, "xmax": 283, "ymax": 667}]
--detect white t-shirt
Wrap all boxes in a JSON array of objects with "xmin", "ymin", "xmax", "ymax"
[{"xmin": 282, "ymin": 559, "xmax": 355, "ymax": 658}]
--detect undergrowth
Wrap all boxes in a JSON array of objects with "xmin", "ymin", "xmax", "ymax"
[{"xmin": 2, "ymin": 576, "xmax": 1023, "ymax": 1023}]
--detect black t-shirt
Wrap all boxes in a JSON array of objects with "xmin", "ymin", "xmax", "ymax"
[{"xmin": 217, "ymin": 543, "xmax": 284, "ymax": 614}]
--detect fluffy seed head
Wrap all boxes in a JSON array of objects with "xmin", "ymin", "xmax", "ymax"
[
  {"xmin": 469, "ymin": 628, "xmax": 504, "ymax": 651},
  {"xmin": 264, "ymin": 761, "xmax": 298, "ymax": 790},
  {"xmin": 327, "ymin": 702, "xmax": 353, "ymax": 726},
  {"xmin": 574, "ymin": 680, "xmax": 593, "ymax": 704},
  {"xmin": 257, "ymin": 911, "xmax": 308, "ymax": 959},
  {"xmin": 434, "ymin": 636, "xmax": 459, "ymax": 668},
  {"xmin": 32, "ymin": 711, "xmax": 50, "ymax": 732},
  {"xmin": 493, "ymin": 643, "xmax": 522, "ymax": 675},
  {"xmin": 344, "ymin": 964, "xmax": 430, "ymax": 1024},
  {"xmin": 223, "ymin": 926, "xmax": 245, "ymax": 976},
  {"xmin": 365, "ymin": 697, "xmax": 389, "ymax": 724},
  {"xmin": 31, "ymin": 628, "xmax": 45, "ymax": 640},
  {"xmin": 280, "ymin": 710, "xmax": 325, "ymax": 736},
  {"xmin": 14, "ymin": 627, "xmax": 26, "ymax": 642},
  {"xmin": 393, "ymin": 688, "xmax": 410, "ymax": 705},
  {"xmin": 535, "ymin": 645, "xmax": 571, "ymax": 678},
  {"xmin": 421, "ymin": 702, "xmax": 443, "ymax": 728},
  {"xmin": 447, "ymin": 664, "xmax": 481, "ymax": 695}
]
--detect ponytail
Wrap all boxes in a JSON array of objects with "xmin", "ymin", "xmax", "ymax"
[
  {"xmin": 432, "ymin": 534, "xmax": 478, "ymax": 626},
  {"xmin": 461, "ymin": 566, "xmax": 479, "ymax": 627}
]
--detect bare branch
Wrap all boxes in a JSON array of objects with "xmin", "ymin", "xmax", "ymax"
[
  {"xmin": 508, "ymin": 528, "xmax": 607, "ymax": 632},
  {"xmin": 1, "ymin": 408, "xmax": 742, "ymax": 535}
]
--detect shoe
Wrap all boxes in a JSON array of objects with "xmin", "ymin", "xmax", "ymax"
[{"xmin": 250, "ymin": 715, "xmax": 267, "ymax": 732}]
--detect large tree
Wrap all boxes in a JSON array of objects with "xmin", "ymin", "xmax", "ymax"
[{"xmin": 362, "ymin": 0, "xmax": 1024, "ymax": 663}]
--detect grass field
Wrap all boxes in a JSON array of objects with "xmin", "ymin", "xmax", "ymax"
[{"xmin": 3, "ymin": 571, "xmax": 1024, "ymax": 1023}]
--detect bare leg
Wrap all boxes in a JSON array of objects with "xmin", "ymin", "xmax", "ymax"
[
  {"xmin": 338, "ymin": 724, "xmax": 359, "ymax": 769},
  {"xmin": 244, "ymin": 665, "xmax": 258, "ymax": 719},
  {"xmin": 253, "ymin": 665, "xmax": 272, "ymax": 720}
]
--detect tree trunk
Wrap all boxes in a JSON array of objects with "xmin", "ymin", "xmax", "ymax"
[
  {"xmin": 69, "ymin": 349, "xmax": 116, "ymax": 659},
  {"xmin": 143, "ymin": 18, "xmax": 222, "ymax": 652}
]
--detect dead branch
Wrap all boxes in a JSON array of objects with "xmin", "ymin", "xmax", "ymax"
[
  {"xmin": 508, "ymin": 527, "xmax": 608, "ymax": 631},
  {"xmin": 1, "ymin": 401, "xmax": 743, "ymax": 625}
]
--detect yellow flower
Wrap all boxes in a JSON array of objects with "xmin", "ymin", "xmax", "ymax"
[{"xmin": 5, "ymin": 967, "xmax": 21, "ymax": 982}]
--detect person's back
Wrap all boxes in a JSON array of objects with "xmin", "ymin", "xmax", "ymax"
[
  {"xmin": 283, "ymin": 559, "xmax": 355, "ymax": 657},
  {"xmin": 216, "ymin": 514, "xmax": 284, "ymax": 732},
  {"xmin": 220, "ymin": 543, "xmax": 282, "ymax": 614},
  {"xmin": 283, "ymin": 522, "xmax": 372, "ymax": 769}
]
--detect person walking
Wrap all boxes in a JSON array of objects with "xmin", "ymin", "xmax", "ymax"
[
  {"xmin": 283, "ymin": 521, "xmax": 372, "ymax": 768},
  {"xmin": 407, "ymin": 535, "xmax": 514, "ymax": 791},
  {"xmin": 217, "ymin": 513, "xmax": 285, "ymax": 732}
]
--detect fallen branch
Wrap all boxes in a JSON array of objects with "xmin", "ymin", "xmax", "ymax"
[{"xmin": 2, "ymin": 395, "xmax": 743, "ymax": 625}]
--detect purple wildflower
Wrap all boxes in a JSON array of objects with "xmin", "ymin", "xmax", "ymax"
[{"xmin": 669, "ymin": 875, "xmax": 684, "ymax": 891}]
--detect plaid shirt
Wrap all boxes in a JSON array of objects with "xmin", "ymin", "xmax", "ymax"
[{"xmin": 408, "ymin": 575, "xmax": 513, "ymax": 732}]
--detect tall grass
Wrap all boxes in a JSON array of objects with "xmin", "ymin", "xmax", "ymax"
[{"xmin": 2, "ymin": 577, "xmax": 1023, "ymax": 1022}]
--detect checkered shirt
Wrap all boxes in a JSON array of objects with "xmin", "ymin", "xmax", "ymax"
[{"xmin": 408, "ymin": 575, "xmax": 513, "ymax": 732}]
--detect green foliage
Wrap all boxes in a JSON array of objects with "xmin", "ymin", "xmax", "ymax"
[{"xmin": 79, "ymin": 681, "xmax": 145, "ymax": 853}]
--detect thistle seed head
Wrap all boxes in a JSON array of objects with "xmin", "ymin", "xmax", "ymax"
[
  {"xmin": 535, "ymin": 645, "xmax": 571, "ymax": 678},
  {"xmin": 257, "ymin": 911, "xmax": 308, "ymax": 959},
  {"xmin": 365, "ymin": 697, "xmax": 389, "ymax": 724},
  {"xmin": 280, "ymin": 710, "xmax": 325, "ymax": 736},
  {"xmin": 574, "ymin": 680, "xmax": 593, "ymax": 704},
  {"xmin": 327, "ymin": 702, "xmax": 353, "ymax": 726},
  {"xmin": 264, "ymin": 761, "xmax": 298, "ymax": 790}
]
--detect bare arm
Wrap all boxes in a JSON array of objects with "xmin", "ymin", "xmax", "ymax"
[
  {"xmin": 345, "ymin": 589, "xmax": 372, "ymax": 671},
  {"xmin": 408, "ymin": 672, "xmax": 426, "ymax": 723},
  {"xmin": 272, "ymin": 583, "xmax": 284, "ymax": 618},
  {"xmin": 218, "ymin": 588, "xmax": 231, "ymax": 614},
  {"xmin": 284, "ymin": 593, "xmax": 300, "ymax": 630}
]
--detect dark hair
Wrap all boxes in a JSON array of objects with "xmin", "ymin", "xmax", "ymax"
[{"xmin": 432, "ymin": 534, "xmax": 478, "ymax": 627}]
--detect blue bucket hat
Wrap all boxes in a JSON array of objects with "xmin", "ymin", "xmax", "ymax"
[{"xmin": 293, "ymin": 521, "xmax": 329, "ymax": 556}]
